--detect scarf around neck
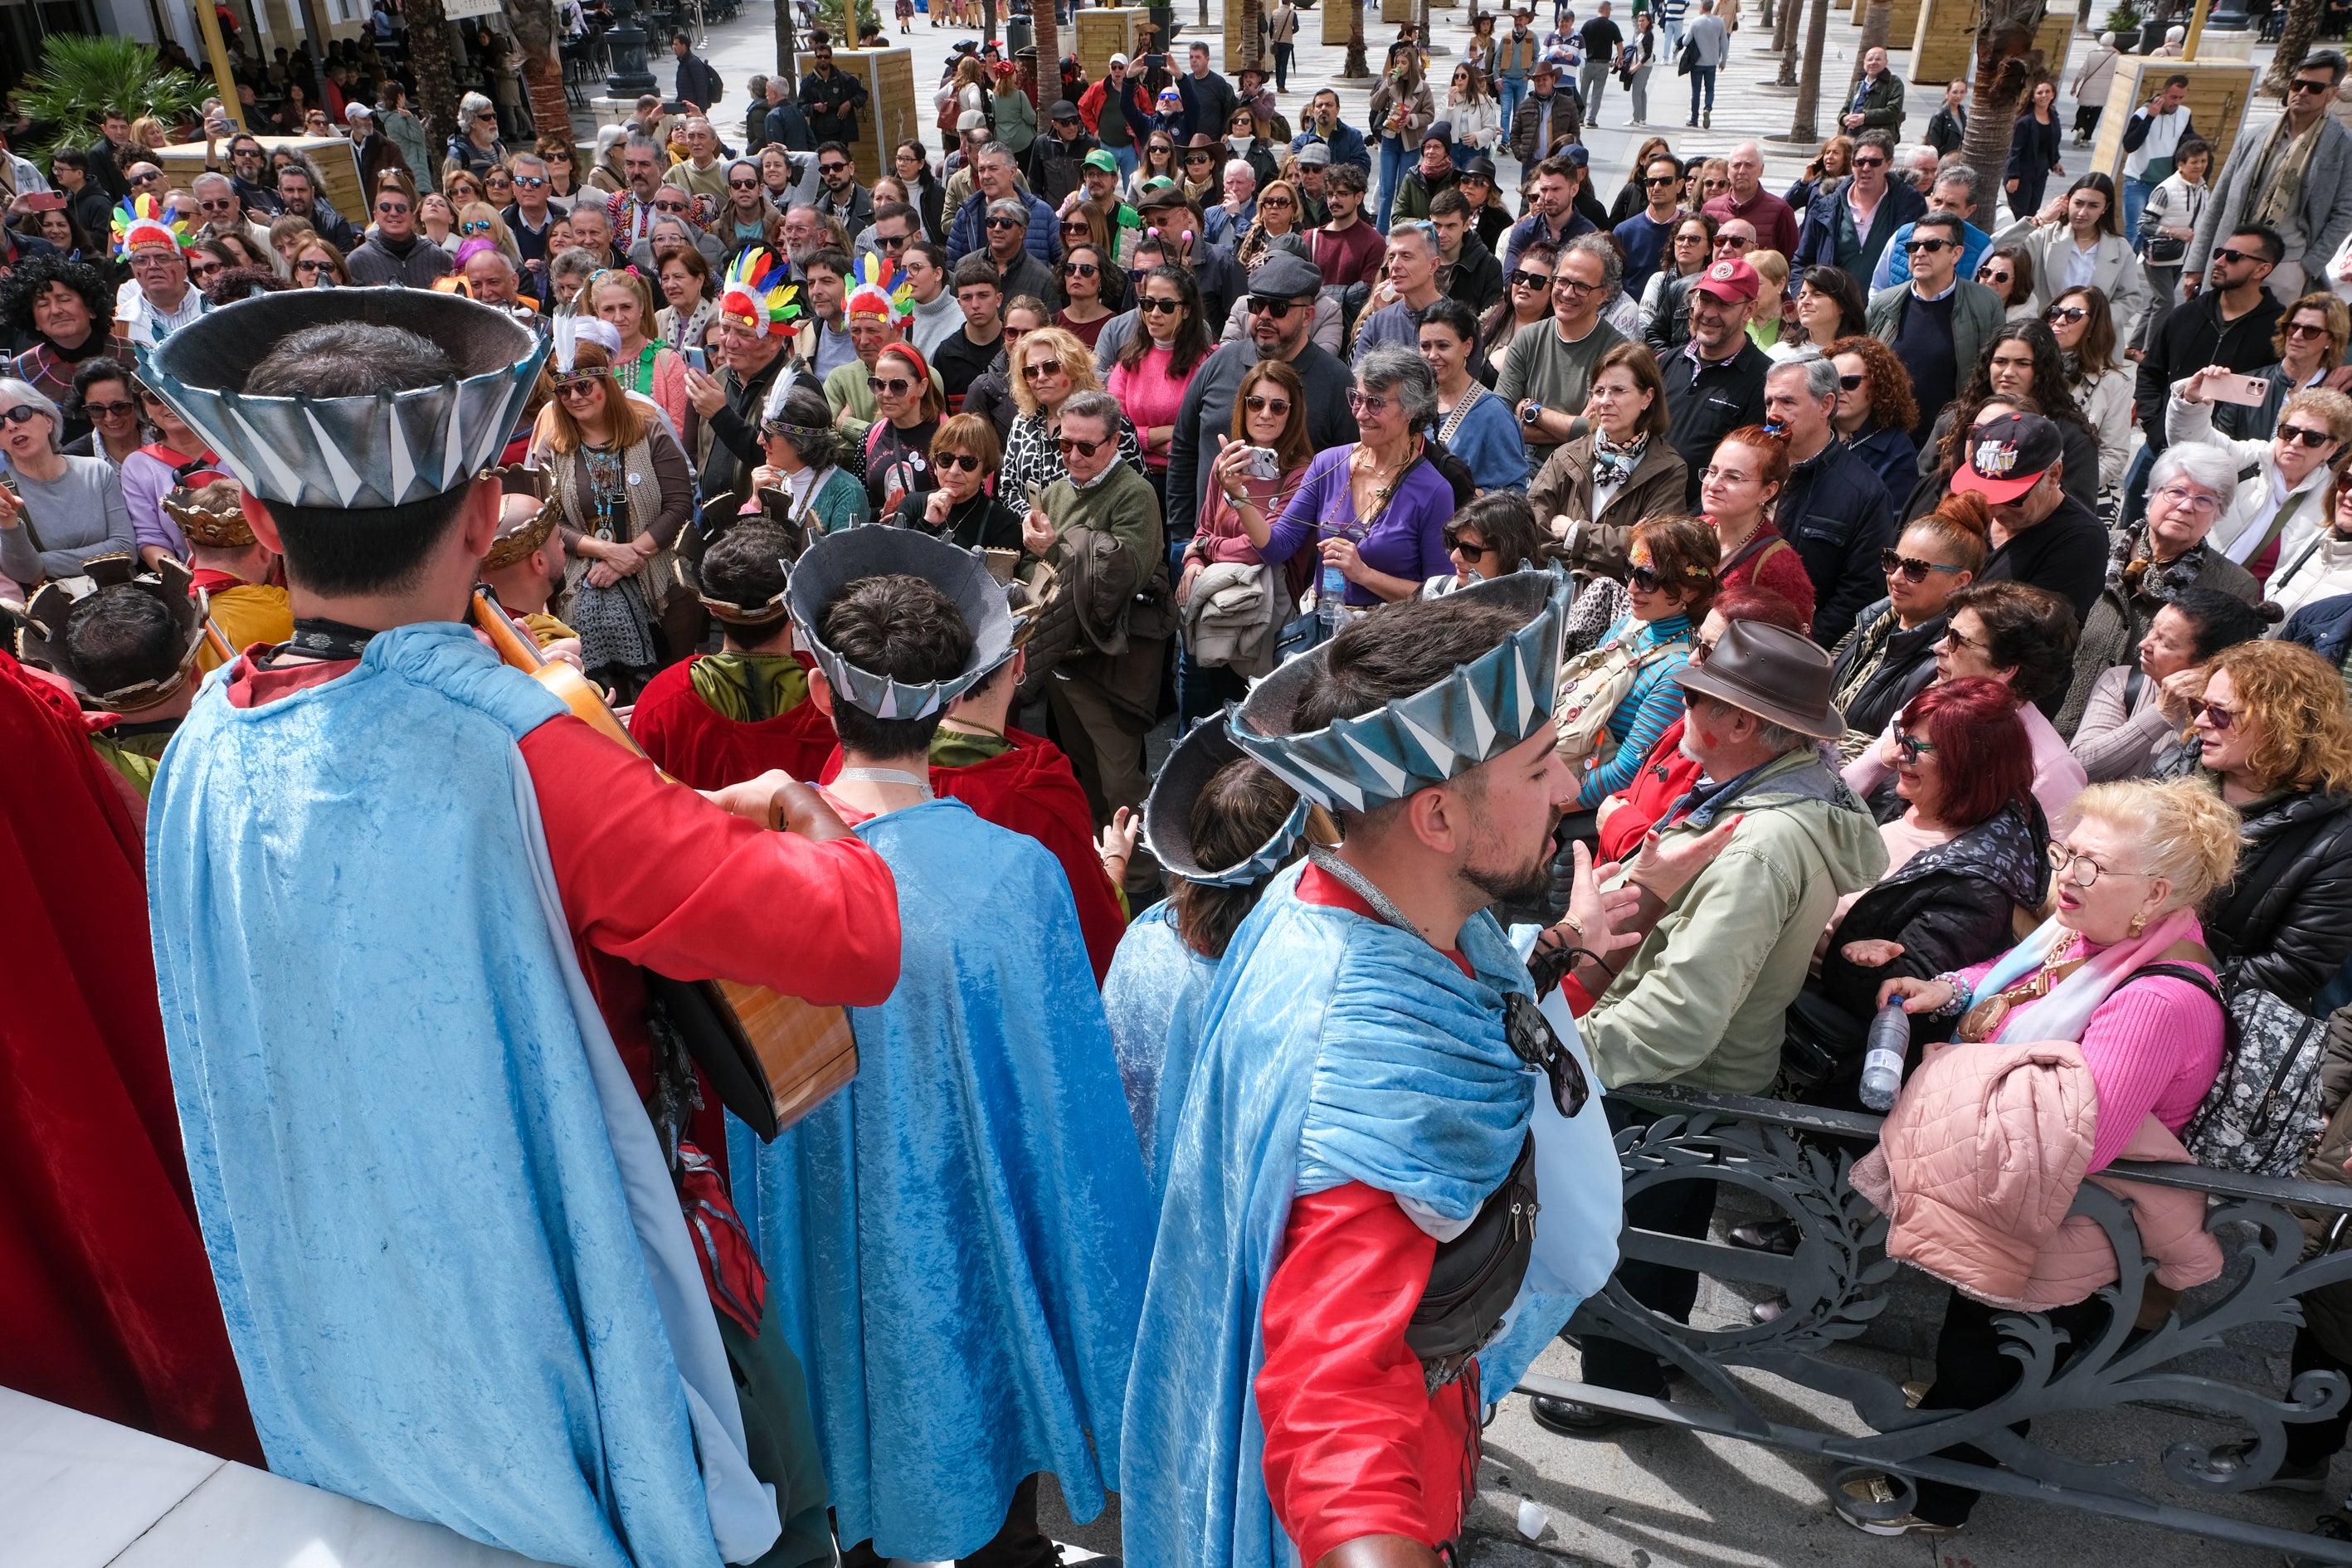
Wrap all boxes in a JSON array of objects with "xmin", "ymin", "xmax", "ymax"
[{"xmin": 1970, "ymin": 906, "xmax": 2203, "ymax": 1045}]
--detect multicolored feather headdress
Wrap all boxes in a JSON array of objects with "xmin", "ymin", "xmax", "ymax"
[
  {"xmin": 717, "ymin": 246, "xmax": 803, "ymax": 338},
  {"xmin": 112, "ymin": 194, "xmax": 196, "ymax": 257},
  {"xmin": 844, "ymin": 252, "xmax": 914, "ymax": 322},
  {"xmin": 549, "ymin": 311, "xmax": 624, "ymax": 373}
]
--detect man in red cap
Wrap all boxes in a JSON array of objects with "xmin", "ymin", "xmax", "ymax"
[
  {"xmin": 1950, "ymin": 408, "xmax": 2109, "ymax": 629},
  {"xmin": 1660, "ymin": 252, "xmax": 1771, "ymax": 508}
]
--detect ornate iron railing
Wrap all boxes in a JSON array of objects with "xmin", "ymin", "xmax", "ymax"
[{"xmin": 1520, "ymin": 1086, "xmax": 2352, "ymax": 1562}]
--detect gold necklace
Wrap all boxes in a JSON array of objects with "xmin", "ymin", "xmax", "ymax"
[{"xmin": 1957, "ymin": 933, "xmax": 2084, "ymax": 1043}]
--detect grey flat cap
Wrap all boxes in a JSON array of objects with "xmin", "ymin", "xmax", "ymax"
[{"xmin": 1250, "ymin": 250, "xmax": 1323, "ymax": 297}]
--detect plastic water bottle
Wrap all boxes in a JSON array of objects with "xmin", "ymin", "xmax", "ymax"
[
  {"xmin": 1317, "ymin": 551, "xmax": 1347, "ymax": 631},
  {"xmin": 1858, "ymin": 1001, "xmax": 1911, "ymax": 1112}
]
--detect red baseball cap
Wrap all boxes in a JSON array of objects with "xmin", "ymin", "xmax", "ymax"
[
  {"xmin": 1950, "ymin": 411, "xmax": 2065, "ymax": 504},
  {"xmin": 1689, "ymin": 256, "xmax": 1760, "ymax": 303}
]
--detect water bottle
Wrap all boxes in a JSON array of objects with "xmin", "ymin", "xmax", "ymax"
[
  {"xmin": 1858, "ymin": 1001, "xmax": 1911, "ymax": 1112},
  {"xmin": 1317, "ymin": 547, "xmax": 1347, "ymax": 632}
]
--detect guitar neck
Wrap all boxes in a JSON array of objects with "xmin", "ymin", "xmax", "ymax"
[{"xmin": 469, "ymin": 589, "xmax": 645, "ymax": 757}]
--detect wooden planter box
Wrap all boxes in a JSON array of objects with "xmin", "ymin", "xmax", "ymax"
[
  {"xmin": 157, "ymin": 134, "xmax": 365, "ymax": 227},
  {"xmin": 825, "ymin": 46, "xmax": 920, "ymax": 190},
  {"xmin": 2088, "ymin": 53, "xmax": 2260, "ymax": 188}
]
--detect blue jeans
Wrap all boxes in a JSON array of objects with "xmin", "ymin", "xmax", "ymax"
[
  {"xmin": 1273, "ymin": 40, "xmax": 1294, "ymax": 90},
  {"xmin": 1689, "ymin": 63, "xmax": 1716, "ymax": 119},
  {"xmin": 1662, "ymin": 15, "xmax": 1683, "ymax": 53},
  {"xmin": 2123, "ymin": 176, "xmax": 2155, "ymax": 249},
  {"xmin": 1499, "ymin": 73, "xmax": 1527, "ymax": 130},
  {"xmin": 1109, "ymin": 142, "xmax": 1138, "ymax": 183},
  {"xmin": 1377, "ymin": 134, "xmax": 1408, "ymax": 231}
]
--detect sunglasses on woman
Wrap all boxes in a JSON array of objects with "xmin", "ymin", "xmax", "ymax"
[
  {"xmin": 1022, "ymin": 360, "xmax": 1066, "ymax": 381},
  {"xmin": 1244, "ymin": 392, "xmax": 1290, "ymax": 415},
  {"xmin": 1447, "ymin": 536, "xmax": 1493, "ymax": 560},
  {"xmin": 1142, "ymin": 295, "xmax": 1183, "ymax": 314},
  {"xmin": 2281, "ymin": 422, "xmax": 2337, "ymax": 448},
  {"xmin": 1066, "ymin": 261, "xmax": 1099, "ymax": 277},
  {"xmin": 2195, "ymin": 700, "xmax": 2239, "ymax": 730},
  {"xmin": 868, "ymin": 375, "xmax": 914, "ymax": 396},
  {"xmin": 1880, "ymin": 548, "xmax": 1964, "ymax": 582},
  {"xmin": 296, "ymin": 259, "xmax": 334, "ymax": 276},
  {"xmin": 553, "ymin": 376, "xmax": 607, "ymax": 398},
  {"xmin": 1508, "ymin": 270, "xmax": 1551, "ymax": 290},
  {"xmin": 80, "ymin": 399, "xmax": 138, "ymax": 420},
  {"xmin": 0, "ymin": 404, "xmax": 45, "ymax": 427},
  {"xmin": 936, "ymin": 451, "xmax": 985, "ymax": 472},
  {"xmin": 2045, "ymin": 305, "xmax": 2088, "ymax": 324}
]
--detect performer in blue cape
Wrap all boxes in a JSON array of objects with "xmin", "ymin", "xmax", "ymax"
[
  {"xmin": 745, "ymin": 526, "xmax": 1154, "ymax": 1565},
  {"xmin": 1104, "ymin": 715, "xmax": 1320, "ymax": 1200},
  {"xmin": 1121, "ymin": 572, "xmax": 1634, "ymax": 1568},
  {"xmin": 140, "ymin": 288, "xmax": 903, "ymax": 1568}
]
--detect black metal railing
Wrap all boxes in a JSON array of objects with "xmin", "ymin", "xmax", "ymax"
[{"xmin": 1527, "ymin": 1086, "xmax": 2352, "ymax": 1563}]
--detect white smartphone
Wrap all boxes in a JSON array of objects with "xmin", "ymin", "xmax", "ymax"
[
  {"xmin": 1244, "ymin": 445, "xmax": 1281, "ymax": 481},
  {"xmin": 2207, "ymin": 372, "xmax": 2271, "ymax": 407}
]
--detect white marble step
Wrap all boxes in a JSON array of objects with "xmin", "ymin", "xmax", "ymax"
[{"xmin": 0, "ymin": 1388, "xmax": 550, "ymax": 1568}]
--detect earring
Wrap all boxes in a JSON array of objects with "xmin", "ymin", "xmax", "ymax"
[{"xmin": 2129, "ymin": 913, "xmax": 2149, "ymax": 937}]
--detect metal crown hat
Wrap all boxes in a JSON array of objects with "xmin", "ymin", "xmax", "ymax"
[
  {"xmin": 480, "ymin": 465, "xmax": 560, "ymax": 569},
  {"xmin": 1952, "ymin": 411, "xmax": 2063, "ymax": 504},
  {"xmin": 17, "ymin": 555, "xmax": 205, "ymax": 711},
  {"xmin": 1229, "ymin": 567, "xmax": 1574, "ymax": 813},
  {"xmin": 786, "ymin": 527, "xmax": 1020, "ymax": 720},
  {"xmin": 1146, "ymin": 713, "xmax": 1322, "ymax": 888},
  {"xmin": 163, "ymin": 485, "xmax": 254, "ymax": 548},
  {"xmin": 138, "ymin": 288, "xmax": 548, "ymax": 510}
]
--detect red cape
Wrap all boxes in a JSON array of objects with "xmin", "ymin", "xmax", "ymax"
[
  {"xmin": 629, "ymin": 654, "xmax": 840, "ymax": 790},
  {"xmin": 821, "ymin": 728, "xmax": 1127, "ymax": 983},
  {"xmin": 1595, "ymin": 715, "xmax": 1702, "ymax": 865},
  {"xmin": 0, "ymin": 653, "xmax": 261, "ymax": 1462}
]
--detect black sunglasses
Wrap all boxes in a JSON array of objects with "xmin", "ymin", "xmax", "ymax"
[
  {"xmin": 1643, "ymin": 173, "xmax": 1679, "ymax": 186},
  {"xmin": 937, "ymin": 450, "xmax": 984, "ymax": 471},
  {"xmin": 1248, "ymin": 295, "xmax": 1302, "ymax": 317},
  {"xmin": 2281, "ymin": 424, "xmax": 2337, "ymax": 448},
  {"xmin": 2046, "ymin": 304, "xmax": 2088, "ymax": 324},
  {"xmin": 1838, "ymin": 372, "xmax": 1865, "ymax": 390},
  {"xmin": 867, "ymin": 375, "xmax": 914, "ymax": 396},
  {"xmin": 985, "ymin": 215, "xmax": 1022, "ymax": 229},
  {"xmin": 1509, "ymin": 269, "xmax": 1551, "ymax": 290},
  {"xmin": 1504, "ymin": 991, "xmax": 1590, "ymax": 1118},
  {"xmin": 1141, "ymin": 295, "xmax": 1184, "ymax": 313},
  {"xmin": 0, "ymin": 402, "xmax": 46, "ymax": 426},
  {"xmin": 80, "ymin": 399, "xmax": 138, "ymax": 418},
  {"xmin": 1902, "ymin": 236, "xmax": 1954, "ymax": 254},
  {"xmin": 1054, "ymin": 434, "xmax": 1105, "ymax": 455},
  {"xmin": 819, "ymin": 160, "xmax": 851, "ymax": 173},
  {"xmin": 2211, "ymin": 246, "xmax": 2263, "ymax": 265}
]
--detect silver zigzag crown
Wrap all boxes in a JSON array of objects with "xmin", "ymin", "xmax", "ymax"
[
  {"xmin": 1145, "ymin": 712, "xmax": 1317, "ymax": 888},
  {"xmin": 786, "ymin": 526, "xmax": 1018, "ymax": 721},
  {"xmin": 137, "ymin": 288, "xmax": 550, "ymax": 509},
  {"xmin": 1229, "ymin": 567, "xmax": 1572, "ymax": 813}
]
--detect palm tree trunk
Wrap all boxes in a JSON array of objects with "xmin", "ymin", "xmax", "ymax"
[
  {"xmin": 1346, "ymin": 0, "xmax": 1369, "ymax": 80},
  {"xmin": 1033, "ymin": 0, "xmax": 1059, "ymax": 108},
  {"xmin": 1955, "ymin": 0, "xmax": 2041, "ymax": 217},
  {"xmin": 1775, "ymin": 0, "xmax": 1800, "ymax": 86},
  {"xmin": 2266, "ymin": 0, "xmax": 2325, "ymax": 93},
  {"xmin": 1244, "ymin": 0, "xmax": 1265, "ymax": 68},
  {"xmin": 510, "ymin": 0, "xmax": 568, "ymax": 144},
  {"xmin": 1790, "ymin": 0, "xmax": 1833, "ymax": 137},
  {"xmin": 407, "ymin": 0, "xmax": 458, "ymax": 162}
]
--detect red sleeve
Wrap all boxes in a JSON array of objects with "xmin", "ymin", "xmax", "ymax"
[
  {"xmin": 519, "ymin": 713, "xmax": 901, "ymax": 1006},
  {"xmin": 1256, "ymin": 1182, "xmax": 1447, "ymax": 1566},
  {"xmin": 1760, "ymin": 545, "xmax": 1817, "ymax": 631}
]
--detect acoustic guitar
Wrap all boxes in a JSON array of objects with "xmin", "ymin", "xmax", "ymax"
[{"xmin": 469, "ymin": 589, "xmax": 857, "ymax": 1141}]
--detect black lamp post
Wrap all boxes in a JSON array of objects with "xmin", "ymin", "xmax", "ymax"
[{"xmin": 606, "ymin": 0, "xmax": 659, "ymax": 97}]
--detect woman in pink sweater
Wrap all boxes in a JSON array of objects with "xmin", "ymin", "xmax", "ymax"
[
  {"xmin": 1836, "ymin": 777, "xmax": 2242, "ymax": 1540},
  {"xmin": 1104, "ymin": 264, "xmax": 1214, "ymax": 519},
  {"xmin": 1178, "ymin": 358, "xmax": 1316, "ymax": 718}
]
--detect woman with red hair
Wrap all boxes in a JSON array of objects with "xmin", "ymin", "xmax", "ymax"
[{"xmin": 1801, "ymin": 676, "xmax": 2053, "ymax": 1105}]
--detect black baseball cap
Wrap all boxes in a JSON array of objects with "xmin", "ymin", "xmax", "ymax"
[{"xmin": 1953, "ymin": 411, "xmax": 2064, "ymax": 504}]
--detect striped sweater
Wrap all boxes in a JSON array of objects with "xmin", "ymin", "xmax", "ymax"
[{"xmin": 1579, "ymin": 612, "xmax": 1693, "ymax": 807}]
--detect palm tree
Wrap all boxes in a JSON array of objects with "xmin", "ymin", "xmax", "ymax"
[
  {"xmin": 1955, "ymin": 0, "xmax": 2045, "ymax": 212},
  {"xmin": 1790, "ymin": 0, "xmax": 1833, "ymax": 138},
  {"xmin": 14, "ymin": 35, "xmax": 204, "ymax": 159},
  {"xmin": 1849, "ymin": 0, "xmax": 1893, "ymax": 95},
  {"xmin": 407, "ymin": 0, "xmax": 462, "ymax": 163},
  {"xmin": 1774, "ymin": 0, "xmax": 1801, "ymax": 89},
  {"xmin": 1346, "ymin": 0, "xmax": 1371, "ymax": 80},
  {"xmin": 2267, "ymin": 0, "xmax": 2325, "ymax": 92},
  {"xmin": 1032, "ymin": 0, "xmax": 1061, "ymax": 110},
  {"xmin": 509, "ymin": 0, "xmax": 571, "ymax": 149}
]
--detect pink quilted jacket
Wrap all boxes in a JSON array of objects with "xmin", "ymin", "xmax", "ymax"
[{"xmin": 1851, "ymin": 1038, "xmax": 2223, "ymax": 1312}]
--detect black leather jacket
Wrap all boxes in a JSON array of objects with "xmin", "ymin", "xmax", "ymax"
[{"xmin": 2203, "ymin": 786, "xmax": 2352, "ymax": 1010}]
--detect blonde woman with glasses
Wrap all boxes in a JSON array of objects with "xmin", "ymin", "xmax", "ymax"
[{"xmin": 1001, "ymin": 324, "xmax": 1145, "ymax": 497}]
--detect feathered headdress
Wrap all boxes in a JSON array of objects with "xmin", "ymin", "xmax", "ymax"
[
  {"xmin": 111, "ymin": 194, "xmax": 196, "ymax": 258},
  {"xmin": 717, "ymin": 246, "xmax": 804, "ymax": 338},
  {"xmin": 549, "ymin": 311, "xmax": 625, "ymax": 373},
  {"xmin": 844, "ymin": 252, "xmax": 914, "ymax": 322}
]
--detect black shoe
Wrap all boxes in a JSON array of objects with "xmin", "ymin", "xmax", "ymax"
[
  {"xmin": 1528, "ymin": 1390, "xmax": 1663, "ymax": 1437},
  {"xmin": 1729, "ymin": 1218, "xmax": 1800, "ymax": 1254}
]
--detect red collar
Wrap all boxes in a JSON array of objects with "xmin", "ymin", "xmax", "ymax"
[
  {"xmin": 1296, "ymin": 863, "xmax": 1474, "ymax": 977},
  {"xmin": 188, "ymin": 567, "xmax": 246, "ymax": 597}
]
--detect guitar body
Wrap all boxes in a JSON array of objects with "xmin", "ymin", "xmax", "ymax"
[{"xmin": 470, "ymin": 591, "xmax": 858, "ymax": 1140}]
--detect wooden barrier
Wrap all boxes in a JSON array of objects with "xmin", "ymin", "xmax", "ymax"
[
  {"xmin": 2087, "ymin": 53, "xmax": 2258, "ymax": 192},
  {"xmin": 828, "ymin": 46, "xmax": 921, "ymax": 190},
  {"xmin": 1076, "ymin": 7, "xmax": 1150, "ymax": 84},
  {"xmin": 1909, "ymin": 3, "xmax": 2072, "ymax": 101}
]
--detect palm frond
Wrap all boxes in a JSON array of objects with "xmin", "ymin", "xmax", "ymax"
[{"xmin": 16, "ymin": 35, "xmax": 207, "ymax": 163}]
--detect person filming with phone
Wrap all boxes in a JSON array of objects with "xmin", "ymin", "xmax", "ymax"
[{"xmin": 2169, "ymin": 363, "xmax": 2352, "ymax": 582}]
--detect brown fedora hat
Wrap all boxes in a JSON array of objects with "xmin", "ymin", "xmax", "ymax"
[{"xmin": 1672, "ymin": 621, "xmax": 1843, "ymax": 740}]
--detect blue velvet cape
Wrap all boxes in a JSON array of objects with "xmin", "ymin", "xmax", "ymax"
[
  {"xmin": 1102, "ymin": 898, "xmax": 1224, "ymax": 1202},
  {"xmin": 145, "ymin": 622, "xmax": 781, "ymax": 1568},
  {"xmin": 744, "ymin": 797, "xmax": 1153, "ymax": 1560},
  {"xmin": 1120, "ymin": 865, "xmax": 1619, "ymax": 1568}
]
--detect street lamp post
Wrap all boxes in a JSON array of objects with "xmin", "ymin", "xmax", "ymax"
[{"xmin": 606, "ymin": 0, "xmax": 659, "ymax": 98}]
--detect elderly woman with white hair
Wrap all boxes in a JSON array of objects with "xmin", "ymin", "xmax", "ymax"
[
  {"xmin": 0, "ymin": 377, "xmax": 134, "ymax": 592},
  {"xmin": 445, "ymin": 91, "xmax": 509, "ymax": 184},
  {"xmin": 2168, "ymin": 373, "xmax": 2352, "ymax": 583},
  {"xmin": 2053, "ymin": 438, "xmax": 2262, "ymax": 733},
  {"xmin": 1238, "ymin": 343, "xmax": 1457, "ymax": 611}
]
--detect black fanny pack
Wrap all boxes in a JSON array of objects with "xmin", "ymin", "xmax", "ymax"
[{"xmin": 1405, "ymin": 1132, "xmax": 1539, "ymax": 1391}]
